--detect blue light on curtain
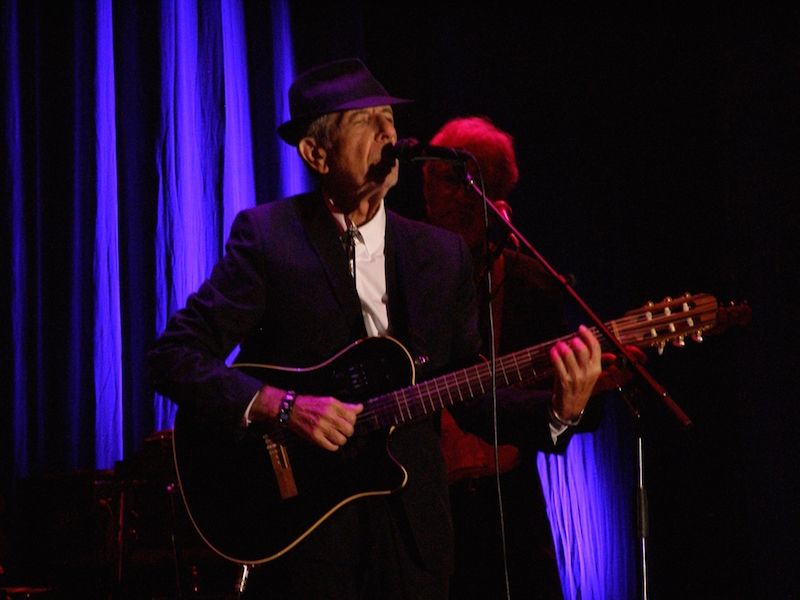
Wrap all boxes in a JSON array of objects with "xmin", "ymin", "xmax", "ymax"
[
  {"xmin": 220, "ymin": 0, "xmax": 255, "ymax": 236},
  {"xmin": 538, "ymin": 396, "xmax": 637, "ymax": 599},
  {"xmin": 154, "ymin": 0, "xmax": 257, "ymax": 429},
  {"xmin": 271, "ymin": 0, "xmax": 308, "ymax": 196},
  {"xmin": 93, "ymin": 0, "xmax": 124, "ymax": 469},
  {"xmin": 7, "ymin": 0, "xmax": 28, "ymax": 479},
  {"xmin": 155, "ymin": 0, "xmax": 213, "ymax": 430}
]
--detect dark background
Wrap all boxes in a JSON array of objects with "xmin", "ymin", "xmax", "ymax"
[{"xmin": 284, "ymin": 4, "xmax": 799, "ymax": 598}]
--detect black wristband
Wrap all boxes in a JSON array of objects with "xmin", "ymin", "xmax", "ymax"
[{"xmin": 277, "ymin": 390, "xmax": 297, "ymax": 427}]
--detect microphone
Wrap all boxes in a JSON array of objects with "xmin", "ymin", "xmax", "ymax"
[
  {"xmin": 493, "ymin": 200, "xmax": 513, "ymax": 225},
  {"xmin": 390, "ymin": 138, "xmax": 473, "ymax": 163},
  {"xmin": 489, "ymin": 200, "xmax": 520, "ymax": 250}
]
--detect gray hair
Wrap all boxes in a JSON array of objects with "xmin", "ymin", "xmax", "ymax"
[{"xmin": 302, "ymin": 112, "xmax": 340, "ymax": 149}]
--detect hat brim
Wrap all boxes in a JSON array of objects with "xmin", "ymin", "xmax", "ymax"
[{"xmin": 277, "ymin": 95, "xmax": 413, "ymax": 144}]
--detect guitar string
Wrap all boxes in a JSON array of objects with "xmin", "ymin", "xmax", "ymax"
[
  {"xmin": 361, "ymin": 311, "xmax": 716, "ymax": 426},
  {"xmin": 276, "ymin": 297, "xmax": 720, "ymax": 448},
  {"xmin": 357, "ymin": 300, "xmax": 717, "ymax": 427}
]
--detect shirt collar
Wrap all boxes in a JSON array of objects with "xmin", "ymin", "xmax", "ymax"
[
  {"xmin": 357, "ymin": 201, "xmax": 386, "ymax": 253},
  {"xmin": 327, "ymin": 199, "xmax": 386, "ymax": 253}
]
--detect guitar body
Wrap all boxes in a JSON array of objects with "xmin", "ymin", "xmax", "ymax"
[
  {"xmin": 172, "ymin": 336, "xmax": 416, "ymax": 565},
  {"xmin": 171, "ymin": 293, "xmax": 740, "ymax": 566}
]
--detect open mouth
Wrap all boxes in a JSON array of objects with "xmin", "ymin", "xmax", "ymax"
[{"xmin": 367, "ymin": 145, "xmax": 399, "ymax": 181}]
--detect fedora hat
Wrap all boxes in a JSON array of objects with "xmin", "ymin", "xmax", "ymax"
[{"xmin": 277, "ymin": 58, "xmax": 412, "ymax": 144}]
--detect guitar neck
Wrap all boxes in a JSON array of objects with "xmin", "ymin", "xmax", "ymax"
[
  {"xmin": 355, "ymin": 326, "xmax": 602, "ymax": 434},
  {"xmin": 356, "ymin": 292, "xmax": 720, "ymax": 433}
]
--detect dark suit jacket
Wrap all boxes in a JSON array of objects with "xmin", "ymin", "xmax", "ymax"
[{"xmin": 147, "ymin": 192, "xmax": 564, "ymax": 573}]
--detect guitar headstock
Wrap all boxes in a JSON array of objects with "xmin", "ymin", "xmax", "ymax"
[{"xmin": 616, "ymin": 292, "xmax": 720, "ymax": 354}]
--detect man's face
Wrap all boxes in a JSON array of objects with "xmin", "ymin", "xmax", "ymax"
[
  {"xmin": 323, "ymin": 106, "xmax": 399, "ymax": 206},
  {"xmin": 423, "ymin": 162, "xmax": 486, "ymax": 250}
]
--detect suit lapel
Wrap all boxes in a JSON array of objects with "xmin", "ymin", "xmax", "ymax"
[
  {"xmin": 294, "ymin": 194, "xmax": 367, "ymax": 339},
  {"xmin": 384, "ymin": 213, "xmax": 408, "ymax": 341}
]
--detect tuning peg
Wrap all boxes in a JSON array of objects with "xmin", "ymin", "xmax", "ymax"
[
  {"xmin": 691, "ymin": 331, "xmax": 704, "ymax": 343},
  {"xmin": 672, "ymin": 336, "xmax": 685, "ymax": 348},
  {"xmin": 657, "ymin": 342, "xmax": 666, "ymax": 355}
]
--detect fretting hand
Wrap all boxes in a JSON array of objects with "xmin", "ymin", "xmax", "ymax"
[{"xmin": 549, "ymin": 325, "xmax": 602, "ymax": 422}]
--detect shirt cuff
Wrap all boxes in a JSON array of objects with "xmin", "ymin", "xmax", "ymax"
[
  {"xmin": 241, "ymin": 389, "xmax": 260, "ymax": 428},
  {"xmin": 547, "ymin": 402, "xmax": 584, "ymax": 444},
  {"xmin": 549, "ymin": 421, "xmax": 569, "ymax": 444}
]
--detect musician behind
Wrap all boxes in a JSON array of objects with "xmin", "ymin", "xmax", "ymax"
[
  {"xmin": 422, "ymin": 115, "xmax": 588, "ymax": 599},
  {"xmin": 146, "ymin": 58, "xmax": 601, "ymax": 599}
]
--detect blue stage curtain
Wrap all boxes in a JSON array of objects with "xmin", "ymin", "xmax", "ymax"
[
  {"xmin": 5, "ymin": 0, "xmax": 28, "ymax": 479},
  {"xmin": 269, "ymin": 0, "xmax": 308, "ymax": 197},
  {"xmin": 538, "ymin": 395, "xmax": 638, "ymax": 598},
  {"xmin": 4, "ymin": 0, "xmax": 101, "ymax": 479},
  {"xmin": 154, "ymin": 0, "xmax": 226, "ymax": 431},
  {"xmin": 1, "ymin": 0, "xmax": 290, "ymax": 477},
  {"xmin": 94, "ymin": 0, "xmax": 123, "ymax": 468}
]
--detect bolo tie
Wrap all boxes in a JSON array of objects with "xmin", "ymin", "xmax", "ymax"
[{"xmin": 342, "ymin": 218, "xmax": 360, "ymax": 288}]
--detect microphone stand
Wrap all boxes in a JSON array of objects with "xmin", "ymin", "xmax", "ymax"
[{"xmin": 461, "ymin": 165, "xmax": 692, "ymax": 600}]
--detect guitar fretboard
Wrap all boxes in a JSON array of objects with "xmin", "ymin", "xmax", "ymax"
[{"xmin": 356, "ymin": 292, "xmax": 718, "ymax": 433}]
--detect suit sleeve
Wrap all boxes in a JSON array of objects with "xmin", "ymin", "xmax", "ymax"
[{"xmin": 146, "ymin": 209, "xmax": 268, "ymax": 432}]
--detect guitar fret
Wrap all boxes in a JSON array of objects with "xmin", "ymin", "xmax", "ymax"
[
  {"xmin": 431, "ymin": 378, "xmax": 444, "ymax": 411},
  {"xmin": 393, "ymin": 390, "xmax": 409, "ymax": 424},
  {"xmin": 461, "ymin": 376, "xmax": 469, "ymax": 397},
  {"xmin": 405, "ymin": 389, "xmax": 417, "ymax": 421},
  {"xmin": 443, "ymin": 373, "xmax": 454, "ymax": 407},
  {"xmin": 422, "ymin": 387, "xmax": 432, "ymax": 414},
  {"xmin": 431, "ymin": 379, "xmax": 442, "ymax": 411},
  {"xmin": 499, "ymin": 360, "xmax": 510, "ymax": 386},
  {"xmin": 455, "ymin": 375, "xmax": 464, "ymax": 405},
  {"xmin": 416, "ymin": 384, "xmax": 427, "ymax": 415},
  {"xmin": 400, "ymin": 390, "xmax": 412, "ymax": 422},
  {"xmin": 462, "ymin": 370, "xmax": 473, "ymax": 398},
  {"xmin": 416, "ymin": 389, "xmax": 427, "ymax": 418},
  {"xmin": 512, "ymin": 352, "xmax": 523, "ymax": 381}
]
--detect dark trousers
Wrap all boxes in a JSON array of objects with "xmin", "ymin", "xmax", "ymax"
[
  {"xmin": 448, "ymin": 463, "xmax": 564, "ymax": 600},
  {"xmin": 243, "ymin": 495, "xmax": 449, "ymax": 600}
]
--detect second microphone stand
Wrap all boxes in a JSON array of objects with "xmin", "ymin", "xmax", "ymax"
[{"xmin": 461, "ymin": 163, "xmax": 692, "ymax": 600}]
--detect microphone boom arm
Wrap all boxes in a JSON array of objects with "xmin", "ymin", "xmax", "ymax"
[{"xmin": 462, "ymin": 165, "xmax": 692, "ymax": 427}]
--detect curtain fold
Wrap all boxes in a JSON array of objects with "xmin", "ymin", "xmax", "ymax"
[
  {"xmin": 539, "ymin": 396, "xmax": 637, "ymax": 598},
  {"xmin": 270, "ymin": 0, "xmax": 308, "ymax": 197},
  {"xmin": 93, "ymin": 0, "xmax": 123, "ymax": 469},
  {"xmin": 220, "ymin": 0, "xmax": 255, "ymax": 236},
  {"xmin": 154, "ymin": 0, "xmax": 256, "ymax": 429},
  {"xmin": 5, "ymin": 0, "xmax": 28, "ymax": 480}
]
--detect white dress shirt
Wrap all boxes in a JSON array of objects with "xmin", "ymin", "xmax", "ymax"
[{"xmin": 328, "ymin": 199, "xmax": 389, "ymax": 337}]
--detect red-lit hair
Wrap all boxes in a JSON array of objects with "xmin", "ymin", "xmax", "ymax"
[{"xmin": 429, "ymin": 116, "xmax": 519, "ymax": 200}]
